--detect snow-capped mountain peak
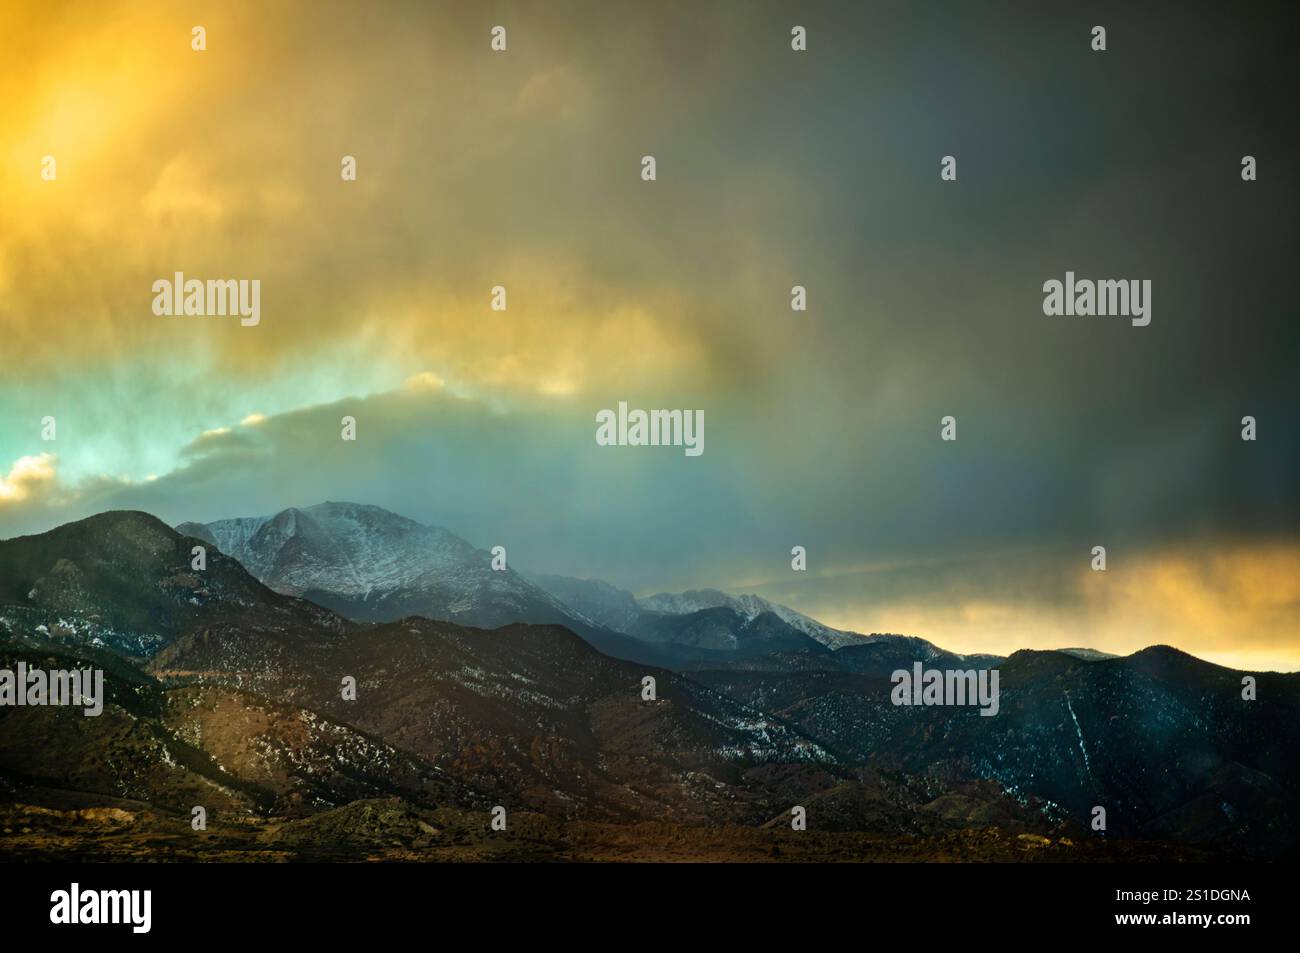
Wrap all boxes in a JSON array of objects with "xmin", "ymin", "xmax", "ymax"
[{"xmin": 177, "ymin": 502, "xmax": 590, "ymax": 631}]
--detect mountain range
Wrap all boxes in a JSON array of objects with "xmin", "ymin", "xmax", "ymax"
[
  {"xmin": 176, "ymin": 502, "xmax": 965, "ymax": 666},
  {"xmin": 2, "ymin": 503, "xmax": 1296, "ymax": 861},
  {"xmin": 177, "ymin": 503, "xmax": 591, "ymax": 634}
]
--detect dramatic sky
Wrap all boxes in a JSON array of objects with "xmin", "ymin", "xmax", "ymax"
[{"xmin": 2, "ymin": 1, "xmax": 1297, "ymax": 668}]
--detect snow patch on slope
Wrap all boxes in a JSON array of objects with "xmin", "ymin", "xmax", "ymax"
[{"xmin": 637, "ymin": 588, "xmax": 866, "ymax": 649}]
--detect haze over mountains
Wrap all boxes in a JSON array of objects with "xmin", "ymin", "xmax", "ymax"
[{"xmin": 1, "ymin": 504, "xmax": 1297, "ymax": 860}]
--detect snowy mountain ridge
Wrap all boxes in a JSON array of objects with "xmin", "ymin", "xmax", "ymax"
[
  {"xmin": 637, "ymin": 588, "xmax": 867, "ymax": 649},
  {"xmin": 177, "ymin": 502, "xmax": 595, "ymax": 631}
]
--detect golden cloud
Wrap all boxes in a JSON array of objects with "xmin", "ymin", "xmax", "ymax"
[{"xmin": 0, "ymin": 453, "xmax": 58, "ymax": 506}]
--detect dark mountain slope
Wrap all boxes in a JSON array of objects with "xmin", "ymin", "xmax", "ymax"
[
  {"xmin": 831, "ymin": 636, "xmax": 1002, "ymax": 676},
  {"xmin": 151, "ymin": 616, "xmax": 832, "ymax": 822},
  {"xmin": 0, "ymin": 638, "xmax": 476, "ymax": 819},
  {"xmin": 695, "ymin": 646, "xmax": 1300, "ymax": 856},
  {"xmin": 0, "ymin": 510, "xmax": 346, "ymax": 657}
]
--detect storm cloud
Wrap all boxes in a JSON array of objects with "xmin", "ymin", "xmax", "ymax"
[{"xmin": 2, "ymin": 1, "xmax": 1296, "ymax": 666}]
